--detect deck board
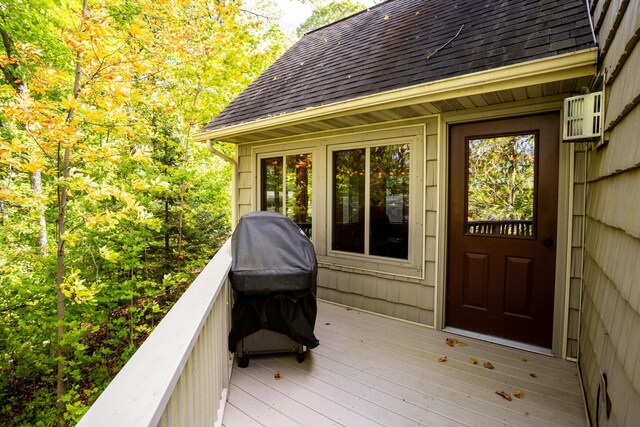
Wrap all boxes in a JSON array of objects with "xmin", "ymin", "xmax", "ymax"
[{"xmin": 223, "ymin": 301, "xmax": 586, "ymax": 427}]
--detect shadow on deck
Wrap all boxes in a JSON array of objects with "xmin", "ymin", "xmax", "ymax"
[{"xmin": 223, "ymin": 300, "xmax": 586, "ymax": 427}]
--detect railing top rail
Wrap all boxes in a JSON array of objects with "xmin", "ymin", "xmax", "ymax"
[
  {"xmin": 467, "ymin": 219, "xmax": 533, "ymax": 224},
  {"xmin": 77, "ymin": 239, "xmax": 232, "ymax": 427}
]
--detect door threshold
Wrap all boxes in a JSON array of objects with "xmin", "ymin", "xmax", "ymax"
[{"xmin": 443, "ymin": 327, "xmax": 553, "ymax": 356}]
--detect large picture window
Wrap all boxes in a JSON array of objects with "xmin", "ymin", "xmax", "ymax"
[
  {"xmin": 332, "ymin": 143, "xmax": 410, "ymax": 260},
  {"xmin": 260, "ymin": 153, "xmax": 313, "ymax": 237}
]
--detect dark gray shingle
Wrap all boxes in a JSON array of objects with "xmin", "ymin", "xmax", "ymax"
[{"xmin": 204, "ymin": 0, "xmax": 594, "ymax": 131}]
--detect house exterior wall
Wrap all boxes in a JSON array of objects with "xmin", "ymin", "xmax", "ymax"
[
  {"xmin": 579, "ymin": 0, "xmax": 640, "ymax": 425},
  {"xmin": 234, "ymin": 119, "xmax": 439, "ymax": 326},
  {"xmin": 568, "ymin": 142, "xmax": 588, "ymax": 359},
  {"xmin": 233, "ymin": 97, "xmax": 580, "ymax": 350}
]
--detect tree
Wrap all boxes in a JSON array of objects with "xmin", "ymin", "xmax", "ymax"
[
  {"xmin": 0, "ymin": 0, "xmax": 285, "ymax": 424},
  {"xmin": 467, "ymin": 135, "xmax": 535, "ymax": 222},
  {"xmin": 296, "ymin": 0, "xmax": 366, "ymax": 37}
]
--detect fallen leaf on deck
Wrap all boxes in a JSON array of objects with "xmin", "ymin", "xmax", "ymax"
[
  {"xmin": 437, "ymin": 356, "xmax": 448, "ymax": 362},
  {"xmin": 514, "ymin": 390, "xmax": 524, "ymax": 399},
  {"xmin": 274, "ymin": 371, "xmax": 281, "ymax": 380},
  {"xmin": 469, "ymin": 357, "xmax": 478, "ymax": 364},
  {"xmin": 445, "ymin": 337, "xmax": 466, "ymax": 347},
  {"xmin": 346, "ymin": 307, "xmax": 353, "ymax": 311},
  {"xmin": 529, "ymin": 373, "xmax": 537, "ymax": 378},
  {"xmin": 384, "ymin": 15, "xmax": 389, "ymax": 20},
  {"xmin": 483, "ymin": 362, "xmax": 495, "ymax": 369},
  {"xmin": 521, "ymin": 357, "xmax": 528, "ymax": 362},
  {"xmin": 325, "ymin": 322, "xmax": 330, "ymax": 325},
  {"xmin": 496, "ymin": 391, "xmax": 512, "ymax": 401}
]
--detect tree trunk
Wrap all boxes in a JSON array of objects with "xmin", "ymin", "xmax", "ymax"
[
  {"xmin": 0, "ymin": 165, "xmax": 13, "ymax": 223},
  {"xmin": 30, "ymin": 170, "xmax": 48, "ymax": 254},
  {"xmin": 56, "ymin": 2, "xmax": 88, "ymax": 423},
  {"xmin": 177, "ymin": 140, "xmax": 189, "ymax": 268},
  {"xmin": 55, "ymin": 147, "xmax": 69, "ymax": 424},
  {"xmin": 1, "ymin": 21, "xmax": 47, "ymax": 253}
]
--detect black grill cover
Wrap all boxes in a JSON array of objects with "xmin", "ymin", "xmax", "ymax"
[{"xmin": 228, "ymin": 212, "xmax": 319, "ymax": 350}]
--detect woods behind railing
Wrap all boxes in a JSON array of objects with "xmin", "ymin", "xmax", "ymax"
[
  {"xmin": 77, "ymin": 240, "xmax": 233, "ymax": 427},
  {"xmin": 467, "ymin": 220, "xmax": 533, "ymax": 236}
]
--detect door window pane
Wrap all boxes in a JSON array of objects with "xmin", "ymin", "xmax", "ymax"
[
  {"xmin": 260, "ymin": 157, "xmax": 283, "ymax": 213},
  {"xmin": 333, "ymin": 149, "xmax": 365, "ymax": 253},
  {"xmin": 370, "ymin": 144, "xmax": 410, "ymax": 259},
  {"xmin": 466, "ymin": 134, "xmax": 535, "ymax": 236}
]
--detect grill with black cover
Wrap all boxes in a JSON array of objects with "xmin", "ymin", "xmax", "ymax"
[{"xmin": 228, "ymin": 212, "xmax": 319, "ymax": 367}]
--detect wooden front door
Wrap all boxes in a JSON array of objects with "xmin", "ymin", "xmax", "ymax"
[{"xmin": 446, "ymin": 114, "xmax": 559, "ymax": 348}]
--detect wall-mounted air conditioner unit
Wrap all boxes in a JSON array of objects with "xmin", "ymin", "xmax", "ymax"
[{"xmin": 563, "ymin": 92, "xmax": 603, "ymax": 141}]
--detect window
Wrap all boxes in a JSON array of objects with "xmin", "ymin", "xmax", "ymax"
[
  {"xmin": 466, "ymin": 133, "xmax": 536, "ymax": 237},
  {"xmin": 332, "ymin": 143, "xmax": 410, "ymax": 260},
  {"xmin": 260, "ymin": 153, "xmax": 313, "ymax": 237}
]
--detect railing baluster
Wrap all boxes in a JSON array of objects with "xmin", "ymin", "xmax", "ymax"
[{"xmin": 468, "ymin": 220, "xmax": 534, "ymax": 236}]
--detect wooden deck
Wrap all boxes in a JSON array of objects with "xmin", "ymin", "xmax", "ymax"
[{"xmin": 223, "ymin": 301, "xmax": 586, "ymax": 427}]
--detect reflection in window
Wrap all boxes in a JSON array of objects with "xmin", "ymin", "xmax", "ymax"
[
  {"xmin": 332, "ymin": 144, "xmax": 410, "ymax": 259},
  {"xmin": 333, "ymin": 149, "xmax": 365, "ymax": 253},
  {"xmin": 370, "ymin": 144, "xmax": 410, "ymax": 259},
  {"xmin": 261, "ymin": 157, "xmax": 283, "ymax": 213},
  {"xmin": 467, "ymin": 134, "xmax": 535, "ymax": 236},
  {"xmin": 261, "ymin": 154, "xmax": 313, "ymax": 238},
  {"xmin": 286, "ymin": 154, "xmax": 312, "ymax": 237}
]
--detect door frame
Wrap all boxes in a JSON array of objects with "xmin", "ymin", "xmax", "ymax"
[{"xmin": 435, "ymin": 99, "xmax": 574, "ymax": 359}]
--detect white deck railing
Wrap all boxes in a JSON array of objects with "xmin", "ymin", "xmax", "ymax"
[{"xmin": 78, "ymin": 239, "xmax": 233, "ymax": 427}]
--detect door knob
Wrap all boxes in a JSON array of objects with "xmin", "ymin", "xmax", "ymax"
[{"xmin": 543, "ymin": 239, "xmax": 554, "ymax": 248}]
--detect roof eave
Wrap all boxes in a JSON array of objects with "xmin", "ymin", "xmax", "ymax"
[{"xmin": 194, "ymin": 48, "xmax": 598, "ymax": 143}]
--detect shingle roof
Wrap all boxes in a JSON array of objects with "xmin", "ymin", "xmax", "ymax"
[{"xmin": 204, "ymin": 0, "xmax": 594, "ymax": 132}]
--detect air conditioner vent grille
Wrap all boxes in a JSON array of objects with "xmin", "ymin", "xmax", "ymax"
[{"xmin": 563, "ymin": 92, "xmax": 603, "ymax": 141}]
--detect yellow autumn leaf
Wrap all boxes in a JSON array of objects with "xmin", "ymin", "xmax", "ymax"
[
  {"xmin": 132, "ymin": 180, "xmax": 148, "ymax": 190},
  {"xmin": 61, "ymin": 95, "xmax": 79, "ymax": 111},
  {"xmin": 22, "ymin": 160, "xmax": 45, "ymax": 173},
  {"xmin": 469, "ymin": 357, "xmax": 478, "ymax": 365},
  {"xmin": 86, "ymin": 214, "xmax": 101, "ymax": 228},
  {"xmin": 61, "ymin": 270, "xmax": 96, "ymax": 305},
  {"xmin": 514, "ymin": 390, "xmax": 524, "ymax": 399},
  {"xmin": 99, "ymin": 246, "xmax": 120, "ymax": 263},
  {"xmin": 0, "ymin": 188, "xmax": 17, "ymax": 201},
  {"xmin": 437, "ymin": 356, "xmax": 447, "ymax": 362},
  {"xmin": 384, "ymin": 15, "xmax": 389, "ymax": 20}
]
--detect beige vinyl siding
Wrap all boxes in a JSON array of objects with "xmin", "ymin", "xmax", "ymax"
[
  {"xmin": 236, "ymin": 144, "xmax": 253, "ymax": 219},
  {"xmin": 579, "ymin": 1, "xmax": 640, "ymax": 424},
  {"xmin": 567, "ymin": 143, "xmax": 588, "ymax": 359}
]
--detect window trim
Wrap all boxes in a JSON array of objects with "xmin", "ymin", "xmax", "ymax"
[{"xmin": 326, "ymin": 135, "xmax": 423, "ymax": 276}]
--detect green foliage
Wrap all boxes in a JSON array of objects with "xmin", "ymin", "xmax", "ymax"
[
  {"xmin": 467, "ymin": 135, "xmax": 535, "ymax": 221},
  {"xmin": 296, "ymin": 0, "xmax": 366, "ymax": 36},
  {"xmin": 0, "ymin": 0, "xmax": 285, "ymax": 425}
]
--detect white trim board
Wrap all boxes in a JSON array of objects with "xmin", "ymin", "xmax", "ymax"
[{"xmin": 443, "ymin": 327, "xmax": 554, "ymax": 356}]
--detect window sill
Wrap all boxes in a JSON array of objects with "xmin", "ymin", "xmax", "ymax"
[{"xmin": 317, "ymin": 253, "xmax": 423, "ymax": 281}]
